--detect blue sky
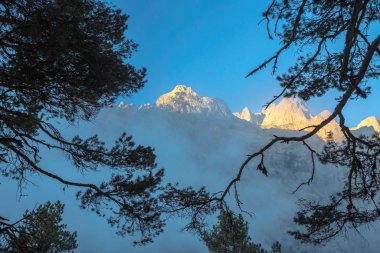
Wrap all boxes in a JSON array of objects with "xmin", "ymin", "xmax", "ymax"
[{"xmin": 112, "ymin": 0, "xmax": 379, "ymax": 127}]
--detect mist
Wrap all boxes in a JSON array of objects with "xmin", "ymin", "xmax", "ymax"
[{"xmin": 2, "ymin": 104, "xmax": 380, "ymax": 252}]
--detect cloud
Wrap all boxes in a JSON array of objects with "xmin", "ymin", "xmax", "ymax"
[{"xmin": 2, "ymin": 105, "xmax": 379, "ymax": 253}]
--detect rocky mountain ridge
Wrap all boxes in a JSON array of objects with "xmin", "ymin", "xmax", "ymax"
[
  {"xmin": 155, "ymin": 85, "xmax": 231, "ymax": 118},
  {"xmin": 119, "ymin": 85, "xmax": 379, "ymax": 142},
  {"xmin": 235, "ymin": 97, "xmax": 346, "ymax": 141}
]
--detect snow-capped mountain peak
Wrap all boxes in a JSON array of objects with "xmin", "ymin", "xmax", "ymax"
[
  {"xmin": 351, "ymin": 116, "xmax": 380, "ymax": 132},
  {"xmin": 118, "ymin": 101, "xmax": 136, "ymax": 109},
  {"xmin": 155, "ymin": 85, "xmax": 231, "ymax": 118},
  {"xmin": 277, "ymin": 97, "xmax": 311, "ymax": 116},
  {"xmin": 311, "ymin": 110, "xmax": 344, "ymax": 141},
  {"xmin": 315, "ymin": 110, "xmax": 332, "ymax": 120},
  {"xmin": 261, "ymin": 97, "xmax": 312, "ymax": 129},
  {"xmin": 241, "ymin": 107, "xmax": 252, "ymax": 121},
  {"xmin": 138, "ymin": 103, "xmax": 152, "ymax": 111},
  {"xmin": 172, "ymin": 84, "xmax": 197, "ymax": 94},
  {"xmin": 234, "ymin": 106, "xmax": 265, "ymax": 125},
  {"xmin": 121, "ymin": 85, "xmax": 378, "ymax": 142},
  {"xmin": 255, "ymin": 97, "xmax": 344, "ymax": 141},
  {"xmin": 234, "ymin": 106, "xmax": 252, "ymax": 122}
]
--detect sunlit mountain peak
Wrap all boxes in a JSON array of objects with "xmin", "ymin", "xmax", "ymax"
[
  {"xmin": 172, "ymin": 84, "xmax": 196, "ymax": 94},
  {"xmin": 261, "ymin": 97, "xmax": 312, "ymax": 129},
  {"xmin": 155, "ymin": 85, "xmax": 231, "ymax": 117},
  {"xmin": 351, "ymin": 116, "xmax": 380, "ymax": 132},
  {"xmin": 315, "ymin": 110, "xmax": 332, "ymax": 120},
  {"xmin": 234, "ymin": 106, "xmax": 252, "ymax": 122}
]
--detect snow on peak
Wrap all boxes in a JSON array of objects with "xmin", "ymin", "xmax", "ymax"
[
  {"xmin": 234, "ymin": 107, "xmax": 265, "ymax": 125},
  {"xmin": 172, "ymin": 84, "xmax": 196, "ymax": 94},
  {"xmin": 234, "ymin": 107, "xmax": 252, "ymax": 122},
  {"xmin": 124, "ymin": 86, "xmax": 380, "ymax": 143},
  {"xmin": 278, "ymin": 97, "xmax": 310, "ymax": 114},
  {"xmin": 351, "ymin": 116, "xmax": 380, "ymax": 132},
  {"xmin": 241, "ymin": 107, "xmax": 252, "ymax": 121},
  {"xmin": 118, "ymin": 101, "xmax": 136, "ymax": 109},
  {"xmin": 311, "ymin": 111, "xmax": 344, "ymax": 142},
  {"xmin": 155, "ymin": 85, "xmax": 231, "ymax": 117},
  {"xmin": 261, "ymin": 97, "xmax": 312, "ymax": 129},
  {"xmin": 315, "ymin": 110, "xmax": 332, "ymax": 120},
  {"xmin": 259, "ymin": 97, "xmax": 344, "ymax": 141},
  {"xmin": 138, "ymin": 103, "xmax": 152, "ymax": 111}
]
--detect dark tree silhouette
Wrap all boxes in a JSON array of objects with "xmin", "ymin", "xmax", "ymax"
[
  {"xmin": 0, "ymin": 201, "xmax": 77, "ymax": 253},
  {"xmin": 201, "ymin": 209, "xmax": 281, "ymax": 253},
  {"xmin": 207, "ymin": 0, "xmax": 380, "ymax": 245},
  {"xmin": 0, "ymin": 0, "xmax": 216, "ymax": 245}
]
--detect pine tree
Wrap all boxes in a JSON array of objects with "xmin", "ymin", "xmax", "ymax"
[
  {"xmin": 201, "ymin": 210, "xmax": 281, "ymax": 253},
  {"xmin": 1, "ymin": 201, "xmax": 77, "ymax": 253}
]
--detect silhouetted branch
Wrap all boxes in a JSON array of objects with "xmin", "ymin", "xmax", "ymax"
[{"xmin": 218, "ymin": 0, "xmax": 380, "ymax": 244}]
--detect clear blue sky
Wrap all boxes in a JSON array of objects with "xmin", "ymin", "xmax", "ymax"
[{"xmin": 113, "ymin": 0, "xmax": 379, "ymax": 126}]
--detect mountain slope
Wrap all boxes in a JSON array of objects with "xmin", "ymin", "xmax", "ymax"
[{"xmin": 311, "ymin": 110, "xmax": 345, "ymax": 141}]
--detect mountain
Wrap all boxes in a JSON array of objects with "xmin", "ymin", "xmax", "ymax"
[
  {"xmin": 123, "ymin": 85, "xmax": 374, "ymax": 143},
  {"xmin": 233, "ymin": 107, "xmax": 252, "ymax": 122},
  {"xmin": 351, "ymin": 116, "xmax": 380, "ymax": 133},
  {"xmin": 118, "ymin": 101, "xmax": 136, "ymax": 109},
  {"xmin": 138, "ymin": 103, "xmax": 152, "ymax": 111},
  {"xmin": 234, "ymin": 107, "xmax": 265, "ymax": 125},
  {"xmin": 156, "ymin": 85, "xmax": 231, "ymax": 118},
  {"xmin": 234, "ymin": 97, "xmax": 345, "ymax": 141},
  {"xmin": 310, "ymin": 110, "xmax": 345, "ymax": 141},
  {"xmin": 261, "ymin": 97, "xmax": 312, "ymax": 129}
]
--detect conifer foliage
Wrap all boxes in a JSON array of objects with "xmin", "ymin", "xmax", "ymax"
[
  {"xmin": 0, "ymin": 201, "xmax": 77, "ymax": 253},
  {"xmin": 201, "ymin": 210, "xmax": 281, "ymax": 253}
]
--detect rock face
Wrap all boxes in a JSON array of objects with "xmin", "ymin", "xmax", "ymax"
[
  {"xmin": 351, "ymin": 116, "xmax": 380, "ymax": 133},
  {"xmin": 155, "ymin": 85, "xmax": 231, "ymax": 118}
]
